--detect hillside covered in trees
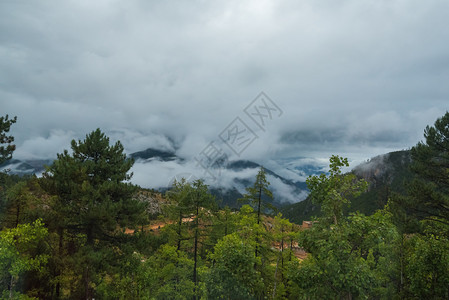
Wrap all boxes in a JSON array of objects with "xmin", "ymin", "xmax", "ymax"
[
  {"xmin": 281, "ymin": 150, "xmax": 413, "ymax": 224},
  {"xmin": 1, "ymin": 112, "xmax": 449, "ymax": 299}
]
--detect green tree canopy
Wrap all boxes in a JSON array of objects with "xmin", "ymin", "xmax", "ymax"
[
  {"xmin": 207, "ymin": 233, "xmax": 263, "ymax": 299},
  {"xmin": 240, "ymin": 166, "xmax": 274, "ymax": 224},
  {"xmin": 0, "ymin": 219, "xmax": 49, "ymax": 298},
  {"xmin": 0, "ymin": 114, "xmax": 17, "ymax": 165},
  {"xmin": 407, "ymin": 111, "xmax": 449, "ymax": 228},
  {"xmin": 42, "ymin": 128, "xmax": 146, "ymax": 299},
  {"xmin": 291, "ymin": 156, "xmax": 400, "ymax": 299},
  {"xmin": 306, "ymin": 155, "xmax": 368, "ymax": 225},
  {"xmin": 43, "ymin": 129, "xmax": 144, "ymax": 242}
]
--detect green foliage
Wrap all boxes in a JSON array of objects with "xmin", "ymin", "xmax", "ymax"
[
  {"xmin": 405, "ymin": 233, "xmax": 449, "ymax": 298},
  {"xmin": 4, "ymin": 113, "xmax": 449, "ymax": 299},
  {"xmin": 147, "ymin": 245, "xmax": 198, "ymax": 299},
  {"xmin": 290, "ymin": 157, "xmax": 399, "ymax": 299},
  {"xmin": 293, "ymin": 210, "xmax": 399, "ymax": 299},
  {"xmin": 282, "ymin": 151, "xmax": 413, "ymax": 225},
  {"xmin": 240, "ymin": 166, "xmax": 275, "ymax": 224},
  {"xmin": 239, "ymin": 166, "xmax": 275, "ymax": 275},
  {"xmin": 207, "ymin": 233, "xmax": 263, "ymax": 299},
  {"xmin": 401, "ymin": 111, "xmax": 449, "ymax": 231},
  {"xmin": 43, "ymin": 128, "xmax": 144, "ymax": 234},
  {"xmin": 306, "ymin": 155, "xmax": 368, "ymax": 225},
  {"xmin": 41, "ymin": 128, "xmax": 146, "ymax": 299},
  {"xmin": 271, "ymin": 213, "xmax": 295, "ymax": 299},
  {"xmin": 0, "ymin": 219, "xmax": 49, "ymax": 298},
  {"xmin": 206, "ymin": 205, "xmax": 239, "ymax": 248},
  {"xmin": 163, "ymin": 179, "xmax": 216, "ymax": 299},
  {"xmin": 1, "ymin": 177, "xmax": 47, "ymax": 229},
  {"xmin": 0, "ymin": 114, "xmax": 17, "ymax": 165},
  {"xmin": 0, "ymin": 173, "xmax": 23, "ymax": 223}
]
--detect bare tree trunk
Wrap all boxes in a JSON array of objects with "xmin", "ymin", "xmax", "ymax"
[{"xmin": 9, "ymin": 275, "xmax": 15, "ymax": 299}]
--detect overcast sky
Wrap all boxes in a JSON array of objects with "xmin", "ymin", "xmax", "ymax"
[{"xmin": 2, "ymin": 0, "xmax": 448, "ymax": 172}]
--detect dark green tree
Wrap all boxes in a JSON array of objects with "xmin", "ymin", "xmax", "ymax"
[
  {"xmin": 2, "ymin": 177, "xmax": 46, "ymax": 229},
  {"xmin": 0, "ymin": 114, "xmax": 18, "ymax": 226},
  {"xmin": 0, "ymin": 114, "xmax": 17, "ymax": 165},
  {"xmin": 42, "ymin": 128, "xmax": 146, "ymax": 299},
  {"xmin": 206, "ymin": 205, "xmax": 238, "ymax": 250},
  {"xmin": 165, "ymin": 179, "xmax": 215, "ymax": 299},
  {"xmin": 290, "ymin": 156, "xmax": 400, "ymax": 299},
  {"xmin": 387, "ymin": 113, "xmax": 449, "ymax": 298},
  {"xmin": 240, "ymin": 167, "xmax": 274, "ymax": 225},
  {"xmin": 0, "ymin": 219, "xmax": 49, "ymax": 299},
  {"xmin": 306, "ymin": 155, "xmax": 368, "ymax": 225},
  {"xmin": 240, "ymin": 166, "xmax": 274, "ymax": 263},
  {"xmin": 271, "ymin": 213, "xmax": 294, "ymax": 299},
  {"xmin": 406, "ymin": 111, "xmax": 449, "ymax": 228},
  {"xmin": 405, "ymin": 230, "xmax": 449, "ymax": 299},
  {"xmin": 206, "ymin": 233, "xmax": 263, "ymax": 299},
  {"xmin": 164, "ymin": 178, "xmax": 194, "ymax": 252},
  {"xmin": 292, "ymin": 210, "xmax": 399, "ymax": 299}
]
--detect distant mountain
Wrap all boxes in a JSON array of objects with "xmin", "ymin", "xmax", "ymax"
[
  {"xmin": 214, "ymin": 159, "xmax": 308, "ymax": 208},
  {"xmin": 2, "ymin": 148, "xmax": 310, "ymax": 209},
  {"xmin": 0, "ymin": 147, "xmax": 177, "ymax": 174},
  {"xmin": 281, "ymin": 150, "xmax": 413, "ymax": 224},
  {"xmin": 0, "ymin": 158, "xmax": 54, "ymax": 175},
  {"xmin": 130, "ymin": 148, "xmax": 178, "ymax": 162}
]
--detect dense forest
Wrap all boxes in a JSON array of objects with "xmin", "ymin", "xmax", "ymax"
[{"xmin": 1, "ymin": 112, "xmax": 449, "ymax": 299}]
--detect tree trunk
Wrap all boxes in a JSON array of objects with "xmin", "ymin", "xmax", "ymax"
[
  {"xmin": 290, "ymin": 224, "xmax": 294, "ymax": 262},
  {"xmin": 193, "ymin": 231, "xmax": 198, "ymax": 299},
  {"xmin": 281, "ymin": 226, "xmax": 284, "ymax": 281},
  {"xmin": 84, "ymin": 225, "xmax": 93, "ymax": 300},
  {"xmin": 15, "ymin": 202, "xmax": 20, "ymax": 228},
  {"xmin": 257, "ymin": 186, "xmax": 262, "ymax": 225},
  {"xmin": 177, "ymin": 210, "xmax": 183, "ymax": 251},
  {"xmin": 400, "ymin": 234, "xmax": 404, "ymax": 294},
  {"xmin": 255, "ymin": 186, "xmax": 262, "ymax": 259},
  {"xmin": 84, "ymin": 266, "xmax": 90, "ymax": 300},
  {"xmin": 56, "ymin": 227, "xmax": 64, "ymax": 299},
  {"xmin": 224, "ymin": 213, "xmax": 228, "ymax": 236},
  {"xmin": 9, "ymin": 275, "xmax": 15, "ymax": 299},
  {"xmin": 272, "ymin": 254, "xmax": 281, "ymax": 299},
  {"xmin": 193, "ymin": 204, "xmax": 199, "ymax": 300}
]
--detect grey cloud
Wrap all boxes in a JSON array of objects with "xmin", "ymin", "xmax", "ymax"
[{"xmin": 1, "ymin": 0, "xmax": 449, "ymax": 175}]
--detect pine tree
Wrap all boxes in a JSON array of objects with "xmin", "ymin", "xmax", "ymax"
[
  {"xmin": 240, "ymin": 167, "xmax": 274, "ymax": 225},
  {"xmin": 240, "ymin": 166, "xmax": 274, "ymax": 259},
  {"xmin": 0, "ymin": 114, "xmax": 17, "ymax": 165},
  {"xmin": 407, "ymin": 112, "xmax": 449, "ymax": 228},
  {"xmin": 165, "ymin": 179, "xmax": 215, "ymax": 299},
  {"xmin": 43, "ymin": 128, "xmax": 146, "ymax": 299}
]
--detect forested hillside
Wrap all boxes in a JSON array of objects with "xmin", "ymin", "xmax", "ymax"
[
  {"xmin": 281, "ymin": 150, "xmax": 413, "ymax": 224},
  {"xmin": 1, "ymin": 113, "xmax": 449, "ymax": 299}
]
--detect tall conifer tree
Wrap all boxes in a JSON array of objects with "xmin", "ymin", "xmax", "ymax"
[{"xmin": 43, "ymin": 129, "xmax": 145, "ymax": 299}]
